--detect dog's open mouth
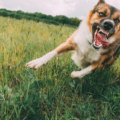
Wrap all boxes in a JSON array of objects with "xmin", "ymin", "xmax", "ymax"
[{"xmin": 92, "ymin": 26, "xmax": 112, "ymax": 49}]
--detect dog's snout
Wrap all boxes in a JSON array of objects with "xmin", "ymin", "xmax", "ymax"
[{"xmin": 104, "ymin": 21, "xmax": 114, "ymax": 30}]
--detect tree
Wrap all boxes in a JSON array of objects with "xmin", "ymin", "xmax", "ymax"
[
  {"xmin": 54, "ymin": 15, "xmax": 70, "ymax": 24},
  {"xmin": 0, "ymin": 12, "xmax": 8, "ymax": 17},
  {"xmin": 0, "ymin": 8, "xmax": 81, "ymax": 27},
  {"xmin": 15, "ymin": 14, "xmax": 22, "ymax": 20}
]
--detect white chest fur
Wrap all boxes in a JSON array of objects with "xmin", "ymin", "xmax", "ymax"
[{"xmin": 72, "ymin": 16, "xmax": 101, "ymax": 69}]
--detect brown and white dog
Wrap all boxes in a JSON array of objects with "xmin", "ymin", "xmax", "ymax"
[{"xmin": 26, "ymin": 0, "xmax": 120, "ymax": 78}]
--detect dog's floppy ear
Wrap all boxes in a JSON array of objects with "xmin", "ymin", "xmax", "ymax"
[{"xmin": 97, "ymin": 0, "xmax": 105, "ymax": 5}]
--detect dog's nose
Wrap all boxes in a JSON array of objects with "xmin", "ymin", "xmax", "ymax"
[{"xmin": 104, "ymin": 21, "xmax": 114, "ymax": 30}]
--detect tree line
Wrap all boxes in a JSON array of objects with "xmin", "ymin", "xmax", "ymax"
[{"xmin": 0, "ymin": 9, "xmax": 81, "ymax": 27}]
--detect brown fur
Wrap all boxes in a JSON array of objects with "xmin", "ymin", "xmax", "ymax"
[
  {"xmin": 54, "ymin": 30, "xmax": 78, "ymax": 54},
  {"xmin": 91, "ymin": 30, "xmax": 120, "ymax": 71},
  {"xmin": 55, "ymin": 42, "xmax": 77, "ymax": 55},
  {"xmin": 97, "ymin": 0, "xmax": 105, "ymax": 6},
  {"xmin": 87, "ymin": 1, "xmax": 120, "ymax": 34},
  {"xmin": 112, "ymin": 12, "xmax": 120, "ymax": 33},
  {"xmin": 97, "ymin": 34, "xmax": 120, "ymax": 62},
  {"xmin": 87, "ymin": 1, "xmax": 120, "ymax": 71}
]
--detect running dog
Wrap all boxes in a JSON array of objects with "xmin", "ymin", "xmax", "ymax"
[{"xmin": 26, "ymin": 0, "xmax": 120, "ymax": 78}]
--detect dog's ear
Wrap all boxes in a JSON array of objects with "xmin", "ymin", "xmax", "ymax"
[
  {"xmin": 97, "ymin": 0, "xmax": 105, "ymax": 5},
  {"xmin": 93, "ymin": 0, "xmax": 105, "ymax": 13}
]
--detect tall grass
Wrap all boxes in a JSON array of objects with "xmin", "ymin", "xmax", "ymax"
[{"xmin": 0, "ymin": 16, "xmax": 120, "ymax": 120}]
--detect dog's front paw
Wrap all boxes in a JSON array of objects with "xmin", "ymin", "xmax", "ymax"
[
  {"xmin": 71, "ymin": 71, "xmax": 77, "ymax": 78},
  {"xmin": 26, "ymin": 51, "xmax": 58, "ymax": 70},
  {"xmin": 26, "ymin": 57, "xmax": 47, "ymax": 69},
  {"xmin": 71, "ymin": 71, "xmax": 84, "ymax": 78}
]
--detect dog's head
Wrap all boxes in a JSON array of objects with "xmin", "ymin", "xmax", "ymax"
[{"xmin": 87, "ymin": 0, "xmax": 120, "ymax": 49}]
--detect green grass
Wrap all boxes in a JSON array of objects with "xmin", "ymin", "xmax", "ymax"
[{"xmin": 0, "ymin": 16, "xmax": 120, "ymax": 120}]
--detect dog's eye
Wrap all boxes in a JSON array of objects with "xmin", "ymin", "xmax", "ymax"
[
  {"xmin": 99, "ymin": 12, "xmax": 105, "ymax": 17},
  {"xmin": 114, "ymin": 19, "xmax": 120, "ymax": 23}
]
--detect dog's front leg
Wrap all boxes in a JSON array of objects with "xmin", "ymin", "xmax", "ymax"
[
  {"xmin": 26, "ymin": 50, "xmax": 58, "ymax": 69},
  {"xmin": 26, "ymin": 42, "xmax": 77, "ymax": 70},
  {"xmin": 71, "ymin": 63, "xmax": 103, "ymax": 78},
  {"xmin": 71, "ymin": 66, "xmax": 92, "ymax": 78}
]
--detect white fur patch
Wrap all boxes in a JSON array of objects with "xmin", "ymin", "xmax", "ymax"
[
  {"xmin": 108, "ymin": 37, "xmax": 115, "ymax": 44},
  {"xmin": 72, "ymin": 16, "xmax": 101, "ymax": 69},
  {"xmin": 26, "ymin": 51, "xmax": 58, "ymax": 69},
  {"xmin": 71, "ymin": 66, "xmax": 92, "ymax": 78}
]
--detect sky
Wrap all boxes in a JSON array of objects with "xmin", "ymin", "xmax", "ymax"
[{"xmin": 0, "ymin": 0, "xmax": 120, "ymax": 19}]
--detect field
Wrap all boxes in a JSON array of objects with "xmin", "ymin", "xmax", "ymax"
[{"xmin": 0, "ymin": 16, "xmax": 120, "ymax": 120}]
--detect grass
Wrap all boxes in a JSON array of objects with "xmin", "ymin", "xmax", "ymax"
[{"xmin": 0, "ymin": 16, "xmax": 120, "ymax": 120}]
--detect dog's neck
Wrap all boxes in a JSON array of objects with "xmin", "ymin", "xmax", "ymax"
[
  {"xmin": 74, "ymin": 15, "xmax": 93, "ymax": 52},
  {"xmin": 79, "ymin": 16, "xmax": 92, "ymax": 44},
  {"xmin": 73, "ymin": 15, "xmax": 101, "ymax": 63}
]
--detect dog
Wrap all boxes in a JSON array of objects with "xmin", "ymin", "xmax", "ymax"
[{"xmin": 26, "ymin": 0, "xmax": 120, "ymax": 78}]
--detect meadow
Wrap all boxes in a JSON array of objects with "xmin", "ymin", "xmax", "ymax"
[{"xmin": 0, "ymin": 16, "xmax": 120, "ymax": 120}]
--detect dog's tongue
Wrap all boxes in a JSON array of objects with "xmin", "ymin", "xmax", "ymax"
[{"xmin": 95, "ymin": 32, "xmax": 109, "ymax": 47}]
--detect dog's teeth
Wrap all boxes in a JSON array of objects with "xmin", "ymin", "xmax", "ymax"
[
  {"xmin": 98, "ymin": 28, "xmax": 109, "ymax": 37},
  {"xmin": 94, "ymin": 29, "xmax": 97, "ymax": 38},
  {"xmin": 99, "ymin": 29, "xmax": 102, "ymax": 32},
  {"xmin": 105, "ymin": 32, "xmax": 109, "ymax": 37},
  {"xmin": 95, "ymin": 30, "xmax": 97, "ymax": 34},
  {"xmin": 101, "ymin": 29, "xmax": 104, "ymax": 33},
  {"xmin": 99, "ymin": 44, "xmax": 102, "ymax": 47}
]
